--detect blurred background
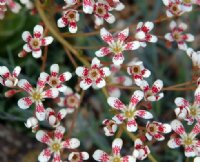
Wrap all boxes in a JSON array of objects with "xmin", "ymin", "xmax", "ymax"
[{"xmin": 0, "ymin": 0, "xmax": 200, "ymax": 161}]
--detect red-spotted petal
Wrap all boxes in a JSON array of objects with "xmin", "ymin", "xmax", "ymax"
[
  {"xmin": 112, "ymin": 138, "xmax": 123, "ymax": 156},
  {"xmin": 112, "ymin": 114, "xmax": 125, "ymax": 124},
  {"xmin": 100, "ymin": 28, "xmax": 114, "ymax": 45},
  {"xmin": 59, "ymin": 72, "xmax": 72, "ymax": 82},
  {"xmin": 83, "ymin": 0, "xmax": 94, "ymax": 14},
  {"xmin": 130, "ymin": 90, "xmax": 144, "ymax": 107},
  {"xmin": 152, "ymin": 79, "xmax": 163, "ymax": 93},
  {"xmin": 124, "ymin": 41, "xmax": 140, "ymax": 50},
  {"xmin": 36, "ymin": 103, "xmax": 46, "ymax": 121},
  {"xmin": 62, "ymin": 138, "xmax": 80, "ymax": 149},
  {"xmin": 12, "ymin": 66, "xmax": 21, "ymax": 77},
  {"xmin": 41, "ymin": 36, "xmax": 53, "ymax": 46},
  {"xmin": 18, "ymin": 79, "xmax": 33, "ymax": 93},
  {"xmin": 36, "ymin": 130, "xmax": 51, "ymax": 144},
  {"xmin": 18, "ymin": 97, "xmax": 33, "ymax": 109},
  {"xmin": 69, "ymin": 21, "xmax": 78, "ymax": 33},
  {"xmin": 117, "ymin": 28, "xmax": 129, "ymax": 41},
  {"xmin": 185, "ymin": 146, "xmax": 195, "ymax": 157},
  {"xmin": 93, "ymin": 150, "xmax": 110, "ymax": 162},
  {"xmin": 107, "ymin": 97, "xmax": 126, "ymax": 110},
  {"xmin": 135, "ymin": 110, "xmax": 153, "ymax": 119},
  {"xmin": 80, "ymin": 78, "xmax": 93, "ymax": 90},
  {"xmin": 42, "ymin": 88, "xmax": 59, "ymax": 98},
  {"xmin": 38, "ymin": 148, "xmax": 52, "ymax": 162},
  {"xmin": 171, "ymin": 119, "xmax": 185, "ymax": 136},
  {"xmin": 0, "ymin": 66, "xmax": 10, "ymax": 78},
  {"xmin": 33, "ymin": 25, "xmax": 43, "ymax": 38},
  {"xmin": 95, "ymin": 47, "xmax": 111, "ymax": 57},
  {"xmin": 127, "ymin": 118, "xmax": 137, "ymax": 132},
  {"xmin": 54, "ymin": 126, "xmax": 65, "ymax": 141},
  {"xmin": 22, "ymin": 31, "xmax": 32, "ymax": 42},
  {"xmin": 112, "ymin": 53, "xmax": 124, "ymax": 65}
]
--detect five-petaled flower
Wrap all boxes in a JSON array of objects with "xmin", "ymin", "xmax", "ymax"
[
  {"xmin": 36, "ymin": 126, "xmax": 80, "ymax": 162},
  {"xmin": 93, "ymin": 138, "xmax": 136, "ymax": 162},
  {"xmin": 135, "ymin": 22, "xmax": 158, "ymax": 47},
  {"xmin": 162, "ymin": 0, "xmax": 184, "ymax": 17},
  {"xmin": 165, "ymin": 21, "xmax": 194, "ymax": 50},
  {"xmin": 22, "ymin": 25, "xmax": 54, "ymax": 58},
  {"xmin": 146, "ymin": 121, "xmax": 171, "ymax": 141},
  {"xmin": 17, "ymin": 78, "xmax": 59, "ymax": 121},
  {"xmin": 68, "ymin": 151, "xmax": 89, "ymax": 162},
  {"xmin": 57, "ymin": 9, "xmax": 80, "ymax": 33},
  {"xmin": 93, "ymin": 0, "xmax": 115, "ymax": 26},
  {"xmin": 107, "ymin": 90, "xmax": 153, "ymax": 132},
  {"xmin": 127, "ymin": 61, "xmax": 151, "ymax": 86},
  {"xmin": 45, "ymin": 108, "xmax": 67, "ymax": 127},
  {"xmin": 57, "ymin": 86, "xmax": 80, "ymax": 114},
  {"xmin": 102, "ymin": 119, "xmax": 118, "ymax": 136},
  {"xmin": 139, "ymin": 80, "xmax": 164, "ymax": 102},
  {"xmin": 0, "ymin": 66, "xmax": 21, "ymax": 87},
  {"xmin": 76, "ymin": 57, "xmax": 111, "ymax": 90},
  {"xmin": 168, "ymin": 120, "xmax": 200, "ymax": 157},
  {"xmin": 40, "ymin": 64, "xmax": 72, "ymax": 92},
  {"xmin": 133, "ymin": 138, "xmax": 150, "ymax": 160},
  {"xmin": 96, "ymin": 28, "xmax": 140, "ymax": 65},
  {"xmin": 174, "ymin": 87, "xmax": 200, "ymax": 125}
]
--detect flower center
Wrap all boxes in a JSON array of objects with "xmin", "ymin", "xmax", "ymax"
[
  {"xmin": 30, "ymin": 38, "xmax": 40, "ymax": 49},
  {"xmin": 124, "ymin": 110, "xmax": 134, "ymax": 118},
  {"xmin": 51, "ymin": 142, "xmax": 61, "ymax": 152},
  {"xmin": 66, "ymin": 95, "xmax": 79, "ymax": 108},
  {"xmin": 148, "ymin": 124, "xmax": 157, "ymax": 134},
  {"xmin": 173, "ymin": 32, "xmax": 181, "ymax": 41},
  {"xmin": 31, "ymin": 91, "xmax": 42, "ymax": 101},
  {"xmin": 95, "ymin": 6, "xmax": 106, "ymax": 16},
  {"xmin": 132, "ymin": 66, "xmax": 141, "ymax": 74},
  {"xmin": 170, "ymin": 4, "xmax": 180, "ymax": 14},
  {"xmin": 89, "ymin": 69, "xmax": 100, "ymax": 80},
  {"xmin": 183, "ymin": 0, "xmax": 191, "ymax": 3},
  {"xmin": 145, "ymin": 90, "xmax": 153, "ymax": 99},
  {"xmin": 111, "ymin": 42, "xmax": 123, "ymax": 54},
  {"xmin": 66, "ymin": 11, "xmax": 76, "ymax": 21},
  {"xmin": 111, "ymin": 157, "xmax": 121, "ymax": 162},
  {"xmin": 71, "ymin": 153, "xmax": 80, "ymax": 161},
  {"xmin": 49, "ymin": 77, "xmax": 59, "ymax": 87},
  {"xmin": 190, "ymin": 106, "xmax": 197, "ymax": 116},
  {"xmin": 183, "ymin": 137, "xmax": 193, "ymax": 146}
]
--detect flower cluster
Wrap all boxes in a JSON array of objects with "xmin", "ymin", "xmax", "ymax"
[
  {"xmin": 1, "ymin": 0, "xmax": 200, "ymax": 161},
  {"xmin": 162, "ymin": 0, "xmax": 200, "ymax": 17},
  {"xmin": 58, "ymin": 0, "xmax": 124, "ymax": 33}
]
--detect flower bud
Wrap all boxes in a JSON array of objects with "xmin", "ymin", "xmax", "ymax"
[{"xmin": 25, "ymin": 117, "xmax": 38, "ymax": 132}]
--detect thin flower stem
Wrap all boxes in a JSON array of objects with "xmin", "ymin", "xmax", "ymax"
[
  {"xmin": 63, "ymin": 46, "xmax": 78, "ymax": 68},
  {"xmin": 41, "ymin": 46, "xmax": 48, "ymax": 71},
  {"xmin": 115, "ymin": 125, "xmax": 123, "ymax": 138}
]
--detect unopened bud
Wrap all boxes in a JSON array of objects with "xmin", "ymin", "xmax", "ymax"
[{"xmin": 25, "ymin": 117, "xmax": 38, "ymax": 132}]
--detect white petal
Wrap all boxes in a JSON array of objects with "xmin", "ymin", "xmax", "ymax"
[
  {"xmin": 91, "ymin": 57, "xmax": 100, "ymax": 66},
  {"xmin": 23, "ymin": 44, "xmax": 32, "ymax": 52},
  {"xmin": 22, "ymin": 31, "xmax": 31, "ymax": 42},
  {"xmin": 32, "ymin": 50, "xmax": 42, "ymax": 58},
  {"xmin": 112, "ymin": 138, "xmax": 123, "ymax": 155},
  {"xmin": 34, "ymin": 25, "xmax": 44, "ymax": 38}
]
